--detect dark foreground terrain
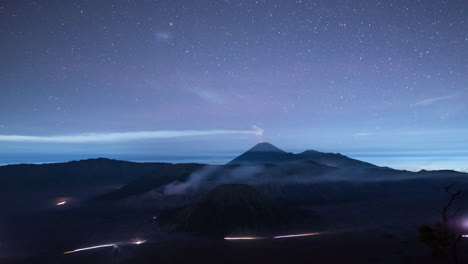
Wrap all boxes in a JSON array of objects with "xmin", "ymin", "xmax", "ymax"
[
  {"xmin": 1, "ymin": 143, "xmax": 468, "ymax": 263},
  {"xmin": 5, "ymin": 231, "xmax": 468, "ymax": 264}
]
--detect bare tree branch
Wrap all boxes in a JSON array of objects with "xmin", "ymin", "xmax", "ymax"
[{"xmin": 441, "ymin": 184, "xmax": 462, "ymax": 225}]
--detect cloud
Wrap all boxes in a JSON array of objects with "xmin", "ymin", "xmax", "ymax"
[
  {"xmin": 155, "ymin": 32, "xmax": 172, "ymax": 41},
  {"xmin": 188, "ymin": 87, "xmax": 224, "ymax": 104},
  {"xmin": 0, "ymin": 127, "xmax": 264, "ymax": 143},
  {"xmin": 413, "ymin": 95, "xmax": 455, "ymax": 106},
  {"xmin": 353, "ymin": 133, "xmax": 372, "ymax": 137}
]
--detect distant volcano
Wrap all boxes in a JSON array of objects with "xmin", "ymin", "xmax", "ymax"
[
  {"xmin": 228, "ymin": 142, "xmax": 377, "ymax": 168},
  {"xmin": 227, "ymin": 142, "xmax": 296, "ymax": 165},
  {"xmin": 246, "ymin": 142, "xmax": 286, "ymax": 153},
  {"xmin": 163, "ymin": 184, "xmax": 291, "ymax": 237}
]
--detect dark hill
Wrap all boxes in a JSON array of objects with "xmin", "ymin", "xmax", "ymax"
[
  {"xmin": 164, "ymin": 184, "xmax": 291, "ymax": 237},
  {"xmin": 96, "ymin": 161, "xmax": 338, "ymax": 201},
  {"xmin": 297, "ymin": 150, "xmax": 377, "ymax": 169},
  {"xmin": 97, "ymin": 163, "xmax": 205, "ymax": 200},
  {"xmin": 0, "ymin": 158, "xmax": 169, "ymax": 192}
]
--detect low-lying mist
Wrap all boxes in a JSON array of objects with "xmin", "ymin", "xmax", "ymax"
[{"xmin": 160, "ymin": 162, "xmax": 461, "ymax": 197}]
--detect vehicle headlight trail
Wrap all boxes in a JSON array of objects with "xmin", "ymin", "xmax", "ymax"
[
  {"xmin": 64, "ymin": 239, "xmax": 146, "ymax": 254},
  {"xmin": 224, "ymin": 236, "xmax": 265, "ymax": 240},
  {"xmin": 64, "ymin": 244, "xmax": 116, "ymax": 254},
  {"xmin": 130, "ymin": 239, "xmax": 147, "ymax": 245},
  {"xmin": 273, "ymin": 232, "xmax": 320, "ymax": 239},
  {"xmin": 225, "ymin": 232, "xmax": 321, "ymax": 240}
]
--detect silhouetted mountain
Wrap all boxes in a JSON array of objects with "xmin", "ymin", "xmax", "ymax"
[
  {"xmin": 247, "ymin": 142, "xmax": 286, "ymax": 153},
  {"xmin": 97, "ymin": 163, "xmax": 205, "ymax": 200},
  {"xmin": 297, "ymin": 150, "xmax": 377, "ymax": 169},
  {"xmin": 92, "ymin": 143, "xmax": 467, "ymax": 201},
  {"xmin": 2, "ymin": 145, "xmax": 466, "ymax": 203},
  {"xmin": 228, "ymin": 142, "xmax": 378, "ymax": 169},
  {"xmin": 96, "ymin": 161, "xmax": 338, "ymax": 201},
  {"xmin": 228, "ymin": 142, "xmax": 297, "ymax": 165},
  {"xmin": 0, "ymin": 158, "xmax": 169, "ymax": 192},
  {"xmin": 161, "ymin": 184, "xmax": 291, "ymax": 237}
]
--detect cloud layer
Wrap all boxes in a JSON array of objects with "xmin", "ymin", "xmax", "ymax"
[
  {"xmin": 0, "ymin": 127, "xmax": 264, "ymax": 143},
  {"xmin": 413, "ymin": 95, "xmax": 455, "ymax": 106}
]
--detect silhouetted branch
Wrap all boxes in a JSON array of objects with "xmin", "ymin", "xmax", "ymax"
[{"xmin": 441, "ymin": 184, "xmax": 462, "ymax": 225}]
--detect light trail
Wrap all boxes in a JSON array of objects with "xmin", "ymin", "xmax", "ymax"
[
  {"xmin": 273, "ymin": 232, "xmax": 320, "ymax": 239},
  {"xmin": 56, "ymin": 201, "xmax": 66, "ymax": 206},
  {"xmin": 225, "ymin": 232, "xmax": 321, "ymax": 240},
  {"xmin": 462, "ymin": 235, "xmax": 468, "ymax": 238},
  {"xmin": 64, "ymin": 239, "xmax": 146, "ymax": 254},
  {"xmin": 224, "ymin": 236, "xmax": 265, "ymax": 240},
  {"xmin": 130, "ymin": 239, "xmax": 146, "ymax": 245},
  {"xmin": 64, "ymin": 244, "xmax": 115, "ymax": 254},
  {"xmin": 225, "ymin": 232, "xmax": 321, "ymax": 241}
]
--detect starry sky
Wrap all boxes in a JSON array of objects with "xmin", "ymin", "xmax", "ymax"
[{"xmin": 0, "ymin": 0, "xmax": 467, "ymax": 170}]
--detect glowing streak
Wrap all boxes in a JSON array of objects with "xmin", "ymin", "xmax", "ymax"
[
  {"xmin": 273, "ymin": 233, "xmax": 320, "ymax": 239},
  {"xmin": 462, "ymin": 235, "xmax": 468, "ymax": 238},
  {"xmin": 64, "ymin": 244, "xmax": 115, "ymax": 254},
  {"xmin": 57, "ymin": 201, "xmax": 66, "ymax": 206},
  {"xmin": 225, "ymin": 232, "xmax": 321, "ymax": 240},
  {"xmin": 64, "ymin": 239, "xmax": 146, "ymax": 254},
  {"xmin": 130, "ymin": 240, "xmax": 146, "ymax": 245},
  {"xmin": 224, "ymin": 237, "xmax": 264, "ymax": 240}
]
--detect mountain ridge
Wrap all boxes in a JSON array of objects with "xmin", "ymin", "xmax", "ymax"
[{"xmin": 228, "ymin": 142, "xmax": 378, "ymax": 168}]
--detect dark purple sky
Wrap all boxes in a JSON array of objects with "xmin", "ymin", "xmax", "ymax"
[{"xmin": 0, "ymin": 0, "xmax": 467, "ymax": 169}]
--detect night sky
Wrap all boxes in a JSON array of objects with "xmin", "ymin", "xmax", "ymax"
[{"xmin": 0, "ymin": 1, "xmax": 467, "ymax": 170}]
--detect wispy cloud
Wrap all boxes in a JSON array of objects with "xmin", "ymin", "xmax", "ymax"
[
  {"xmin": 413, "ymin": 95, "xmax": 455, "ymax": 106},
  {"xmin": 0, "ymin": 127, "xmax": 264, "ymax": 143},
  {"xmin": 188, "ymin": 87, "xmax": 224, "ymax": 104},
  {"xmin": 155, "ymin": 32, "xmax": 172, "ymax": 41},
  {"xmin": 353, "ymin": 132, "xmax": 372, "ymax": 137}
]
